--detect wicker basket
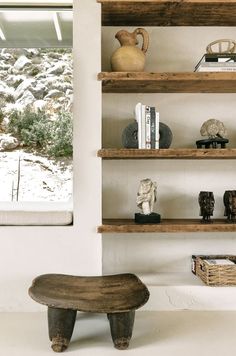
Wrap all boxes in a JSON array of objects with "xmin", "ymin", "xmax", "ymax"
[{"xmin": 192, "ymin": 255, "xmax": 236, "ymax": 286}]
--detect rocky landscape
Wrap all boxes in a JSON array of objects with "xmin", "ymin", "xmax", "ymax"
[{"xmin": 0, "ymin": 48, "xmax": 73, "ymax": 202}]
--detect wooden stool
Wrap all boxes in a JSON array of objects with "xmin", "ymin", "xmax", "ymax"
[{"xmin": 29, "ymin": 273, "xmax": 149, "ymax": 352}]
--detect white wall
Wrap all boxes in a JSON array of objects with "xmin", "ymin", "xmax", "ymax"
[
  {"xmin": 102, "ymin": 27, "xmax": 236, "ymax": 308},
  {"xmin": 0, "ymin": 0, "xmax": 102, "ymax": 312}
]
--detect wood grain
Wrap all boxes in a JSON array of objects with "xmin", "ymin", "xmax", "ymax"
[
  {"xmin": 98, "ymin": 219, "xmax": 236, "ymax": 233},
  {"xmin": 97, "ymin": 148, "xmax": 236, "ymax": 159},
  {"xmin": 29, "ymin": 273, "xmax": 150, "ymax": 313},
  {"xmin": 98, "ymin": 72, "xmax": 236, "ymax": 93},
  {"xmin": 97, "ymin": 0, "xmax": 236, "ymax": 26}
]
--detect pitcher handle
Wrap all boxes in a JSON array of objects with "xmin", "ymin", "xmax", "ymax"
[{"xmin": 134, "ymin": 28, "xmax": 149, "ymax": 54}]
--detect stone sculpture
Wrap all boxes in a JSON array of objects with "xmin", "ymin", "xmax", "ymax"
[
  {"xmin": 223, "ymin": 190, "xmax": 236, "ymax": 223},
  {"xmin": 200, "ymin": 119, "xmax": 227, "ymax": 139},
  {"xmin": 122, "ymin": 120, "xmax": 173, "ymax": 149},
  {"xmin": 136, "ymin": 178, "xmax": 157, "ymax": 215},
  {"xmin": 196, "ymin": 119, "xmax": 228, "ymax": 148},
  {"xmin": 135, "ymin": 178, "xmax": 161, "ymax": 223},
  {"xmin": 198, "ymin": 191, "xmax": 215, "ymax": 223}
]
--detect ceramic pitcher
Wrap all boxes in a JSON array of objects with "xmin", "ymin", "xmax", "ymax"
[{"xmin": 111, "ymin": 28, "xmax": 149, "ymax": 72}]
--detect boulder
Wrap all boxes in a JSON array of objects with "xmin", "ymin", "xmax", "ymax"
[
  {"xmin": 14, "ymin": 78, "xmax": 35, "ymax": 100},
  {"xmin": 31, "ymin": 57, "xmax": 42, "ymax": 65},
  {"xmin": 6, "ymin": 74, "xmax": 25, "ymax": 88},
  {"xmin": 26, "ymin": 48, "xmax": 40, "ymax": 57},
  {"xmin": 2, "ymin": 48, "xmax": 28, "ymax": 59},
  {"xmin": 45, "ymin": 89, "xmax": 64, "ymax": 99},
  {"xmin": 47, "ymin": 62, "xmax": 65, "ymax": 75},
  {"xmin": 16, "ymin": 90, "xmax": 35, "ymax": 106},
  {"xmin": 52, "ymin": 81, "xmax": 72, "ymax": 93},
  {"xmin": 4, "ymin": 102, "xmax": 25, "ymax": 117},
  {"xmin": 0, "ymin": 83, "xmax": 15, "ymax": 101},
  {"xmin": 14, "ymin": 55, "xmax": 31, "ymax": 71},
  {"xmin": 29, "ymin": 83, "xmax": 47, "ymax": 100},
  {"xmin": 0, "ymin": 61, "xmax": 11, "ymax": 70},
  {"xmin": 66, "ymin": 89, "xmax": 73, "ymax": 96},
  {"xmin": 48, "ymin": 52, "xmax": 62, "ymax": 60},
  {"xmin": 0, "ymin": 51, "xmax": 13, "ymax": 61},
  {"xmin": 33, "ymin": 100, "xmax": 47, "ymax": 112},
  {"xmin": 0, "ymin": 134, "xmax": 19, "ymax": 151}
]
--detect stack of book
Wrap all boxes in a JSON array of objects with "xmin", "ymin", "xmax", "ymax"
[
  {"xmin": 135, "ymin": 103, "xmax": 159, "ymax": 149},
  {"xmin": 195, "ymin": 53, "xmax": 236, "ymax": 72}
]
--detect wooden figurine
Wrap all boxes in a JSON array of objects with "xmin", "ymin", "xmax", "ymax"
[
  {"xmin": 223, "ymin": 190, "xmax": 236, "ymax": 223},
  {"xmin": 199, "ymin": 191, "xmax": 215, "ymax": 223}
]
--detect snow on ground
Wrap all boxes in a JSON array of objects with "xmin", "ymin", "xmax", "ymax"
[{"xmin": 0, "ymin": 149, "xmax": 72, "ymax": 202}]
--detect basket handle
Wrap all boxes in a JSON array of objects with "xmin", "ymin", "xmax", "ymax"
[{"xmin": 200, "ymin": 262, "xmax": 205, "ymax": 272}]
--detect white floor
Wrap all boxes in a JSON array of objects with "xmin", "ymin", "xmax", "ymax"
[{"xmin": 0, "ymin": 311, "xmax": 236, "ymax": 356}]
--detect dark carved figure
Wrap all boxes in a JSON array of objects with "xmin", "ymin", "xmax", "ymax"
[
  {"xmin": 223, "ymin": 190, "xmax": 236, "ymax": 223},
  {"xmin": 198, "ymin": 191, "xmax": 215, "ymax": 223}
]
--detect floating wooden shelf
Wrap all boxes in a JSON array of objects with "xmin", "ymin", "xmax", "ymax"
[
  {"xmin": 98, "ymin": 72, "xmax": 236, "ymax": 93},
  {"xmin": 98, "ymin": 219, "xmax": 236, "ymax": 233},
  {"xmin": 97, "ymin": 0, "xmax": 236, "ymax": 26},
  {"xmin": 98, "ymin": 148, "xmax": 236, "ymax": 159}
]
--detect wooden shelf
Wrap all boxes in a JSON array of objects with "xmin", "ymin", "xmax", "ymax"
[
  {"xmin": 98, "ymin": 148, "xmax": 236, "ymax": 159},
  {"xmin": 97, "ymin": 0, "xmax": 236, "ymax": 26},
  {"xmin": 98, "ymin": 72, "xmax": 236, "ymax": 93},
  {"xmin": 98, "ymin": 219, "xmax": 236, "ymax": 233}
]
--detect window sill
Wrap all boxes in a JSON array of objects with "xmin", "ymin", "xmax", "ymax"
[{"xmin": 0, "ymin": 202, "xmax": 73, "ymax": 226}]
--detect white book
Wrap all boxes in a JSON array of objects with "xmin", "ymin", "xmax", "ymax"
[
  {"xmin": 204, "ymin": 259, "xmax": 235, "ymax": 266},
  {"xmin": 200, "ymin": 62, "xmax": 236, "ymax": 67},
  {"xmin": 197, "ymin": 67, "xmax": 236, "ymax": 72},
  {"xmin": 155, "ymin": 112, "xmax": 160, "ymax": 149},
  {"xmin": 145, "ymin": 106, "xmax": 151, "ymax": 149},
  {"xmin": 135, "ymin": 103, "xmax": 142, "ymax": 149},
  {"xmin": 141, "ymin": 104, "xmax": 146, "ymax": 149},
  {"xmin": 196, "ymin": 63, "xmax": 236, "ymax": 72},
  {"xmin": 150, "ymin": 107, "xmax": 156, "ymax": 149}
]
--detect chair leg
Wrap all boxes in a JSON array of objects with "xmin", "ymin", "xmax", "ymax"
[
  {"xmin": 48, "ymin": 307, "xmax": 77, "ymax": 352},
  {"xmin": 107, "ymin": 310, "xmax": 135, "ymax": 350}
]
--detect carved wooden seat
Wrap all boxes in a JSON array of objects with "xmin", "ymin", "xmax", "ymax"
[{"xmin": 29, "ymin": 273, "xmax": 149, "ymax": 352}]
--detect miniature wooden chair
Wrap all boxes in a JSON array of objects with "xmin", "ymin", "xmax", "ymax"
[{"xmin": 29, "ymin": 273, "xmax": 149, "ymax": 352}]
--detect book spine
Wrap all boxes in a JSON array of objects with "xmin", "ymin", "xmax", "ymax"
[
  {"xmin": 145, "ymin": 106, "xmax": 151, "ymax": 149},
  {"xmin": 199, "ymin": 62, "xmax": 236, "ymax": 67},
  {"xmin": 135, "ymin": 102, "xmax": 142, "ymax": 149},
  {"xmin": 141, "ymin": 104, "xmax": 146, "ymax": 149},
  {"xmin": 155, "ymin": 112, "xmax": 160, "ymax": 149},
  {"xmin": 150, "ymin": 107, "xmax": 156, "ymax": 149},
  {"xmin": 205, "ymin": 53, "xmax": 236, "ymax": 61},
  {"xmin": 196, "ymin": 67, "xmax": 236, "ymax": 72}
]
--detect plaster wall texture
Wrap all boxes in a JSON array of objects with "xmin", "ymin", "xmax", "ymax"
[{"xmin": 0, "ymin": 0, "xmax": 102, "ymax": 312}]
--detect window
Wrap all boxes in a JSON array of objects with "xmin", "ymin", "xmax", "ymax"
[{"xmin": 0, "ymin": 1, "xmax": 73, "ymax": 224}]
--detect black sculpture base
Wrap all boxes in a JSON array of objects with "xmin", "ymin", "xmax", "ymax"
[
  {"xmin": 200, "ymin": 218, "xmax": 213, "ymax": 224},
  {"xmin": 196, "ymin": 138, "xmax": 229, "ymax": 149},
  {"xmin": 135, "ymin": 212, "xmax": 161, "ymax": 224},
  {"xmin": 226, "ymin": 217, "xmax": 236, "ymax": 224}
]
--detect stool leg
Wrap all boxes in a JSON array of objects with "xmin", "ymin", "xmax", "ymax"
[
  {"xmin": 48, "ymin": 307, "xmax": 77, "ymax": 352},
  {"xmin": 107, "ymin": 310, "xmax": 135, "ymax": 350}
]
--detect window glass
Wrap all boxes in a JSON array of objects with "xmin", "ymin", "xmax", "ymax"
[{"xmin": 0, "ymin": 7, "xmax": 73, "ymax": 202}]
